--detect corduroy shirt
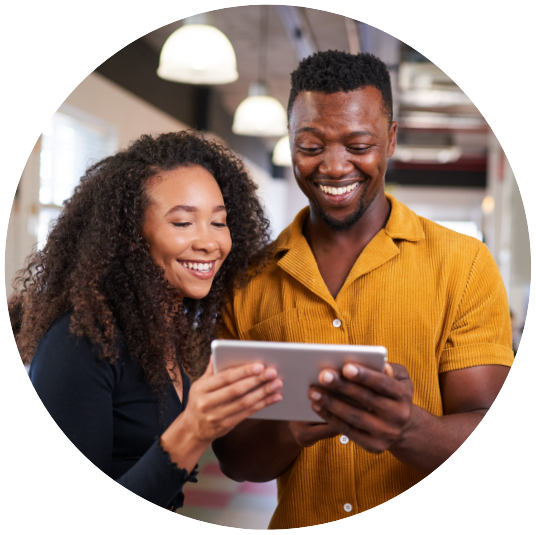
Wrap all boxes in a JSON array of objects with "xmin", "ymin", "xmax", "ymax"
[{"xmin": 219, "ymin": 193, "xmax": 514, "ymax": 528}]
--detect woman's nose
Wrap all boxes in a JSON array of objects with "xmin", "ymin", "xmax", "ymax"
[{"xmin": 192, "ymin": 225, "xmax": 218, "ymax": 253}]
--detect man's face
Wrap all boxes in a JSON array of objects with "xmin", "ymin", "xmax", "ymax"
[{"xmin": 289, "ymin": 87, "xmax": 397, "ymax": 231}]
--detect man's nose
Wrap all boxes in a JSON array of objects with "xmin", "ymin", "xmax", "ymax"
[{"xmin": 318, "ymin": 146, "xmax": 354, "ymax": 179}]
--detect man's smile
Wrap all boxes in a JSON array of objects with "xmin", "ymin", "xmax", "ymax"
[{"xmin": 314, "ymin": 180, "xmax": 363, "ymax": 205}]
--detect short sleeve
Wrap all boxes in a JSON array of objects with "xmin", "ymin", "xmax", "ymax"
[{"xmin": 439, "ymin": 243, "xmax": 514, "ymax": 374}]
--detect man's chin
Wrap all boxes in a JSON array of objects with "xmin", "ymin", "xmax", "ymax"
[{"xmin": 316, "ymin": 205, "xmax": 366, "ymax": 231}]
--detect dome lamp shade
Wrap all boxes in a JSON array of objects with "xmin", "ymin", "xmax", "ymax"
[
  {"xmin": 232, "ymin": 83, "xmax": 287, "ymax": 137},
  {"xmin": 272, "ymin": 135, "xmax": 292, "ymax": 166},
  {"xmin": 157, "ymin": 24, "xmax": 238, "ymax": 85}
]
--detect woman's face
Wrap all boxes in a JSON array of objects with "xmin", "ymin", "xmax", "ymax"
[{"xmin": 141, "ymin": 164, "xmax": 232, "ymax": 299}]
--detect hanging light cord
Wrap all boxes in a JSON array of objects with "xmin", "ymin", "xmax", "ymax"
[{"xmin": 258, "ymin": 5, "xmax": 269, "ymax": 85}]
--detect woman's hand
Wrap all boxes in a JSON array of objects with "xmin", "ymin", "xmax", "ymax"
[
  {"xmin": 160, "ymin": 358, "xmax": 282, "ymax": 472},
  {"xmin": 183, "ymin": 358, "xmax": 283, "ymax": 442}
]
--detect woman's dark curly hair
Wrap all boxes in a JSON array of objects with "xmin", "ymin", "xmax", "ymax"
[{"xmin": 9, "ymin": 131, "xmax": 271, "ymax": 395}]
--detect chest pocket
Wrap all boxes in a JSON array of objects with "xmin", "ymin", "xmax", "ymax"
[{"xmin": 244, "ymin": 307, "xmax": 344, "ymax": 346}]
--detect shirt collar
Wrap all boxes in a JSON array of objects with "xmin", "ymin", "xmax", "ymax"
[{"xmin": 274, "ymin": 192, "xmax": 425, "ymax": 255}]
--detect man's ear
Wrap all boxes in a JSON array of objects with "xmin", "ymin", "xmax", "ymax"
[{"xmin": 387, "ymin": 120, "xmax": 398, "ymax": 158}]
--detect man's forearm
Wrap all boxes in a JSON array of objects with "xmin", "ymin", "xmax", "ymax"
[
  {"xmin": 388, "ymin": 406, "xmax": 487, "ymax": 475},
  {"xmin": 212, "ymin": 419, "xmax": 302, "ymax": 482}
]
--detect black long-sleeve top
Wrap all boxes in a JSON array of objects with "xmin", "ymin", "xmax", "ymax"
[{"xmin": 29, "ymin": 311, "xmax": 197, "ymax": 510}]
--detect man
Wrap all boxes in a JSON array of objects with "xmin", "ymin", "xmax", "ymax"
[{"xmin": 213, "ymin": 51, "xmax": 513, "ymax": 528}]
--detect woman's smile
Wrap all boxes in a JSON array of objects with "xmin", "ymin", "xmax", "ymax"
[{"xmin": 178, "ymin": 260, "xmax": 216, "ymax": 279}]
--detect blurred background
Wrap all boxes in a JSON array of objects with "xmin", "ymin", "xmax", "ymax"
[{"xmin": 6, "ymin": 5, "xmax": 529, "ymax": 529}]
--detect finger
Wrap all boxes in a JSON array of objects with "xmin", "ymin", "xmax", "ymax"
[
  {"xmin": 311, "ymin": 390, "xmax": 396, "ymax": 437},
  {"xmin": 384, "ymin": 363, "xmax": 395, "ymax": 378},
  {"xmin": 202, "ymin": 362, "xmax": 277, "ymax": 393},
  {"xmin": 289, "ymin": 420, "xmax": 339, "ymax": 447},
  {"xmin": 207, "ymin": 373, "xmax": 283, "ymax": 408},
  {"xmin": 338, "ymin": 364, "xmax": 405, "ymax": 400},
  {"xmin": 212, "ymin": 387, "xmax": 284, "ymax": 432},
  {"xmin": 315, "ymin": 379, "xmax": 389, "ymax": 414},
  {"xmin": 202, "ymin": 355, "xmax": 214, "ymax": 377},
  {"xmin": 311, "ymin": 405, "xmax": 391, "ymax": 454},
  {"xmin": 317, "ymin": 368, "xmax": 385, "ymax": 411}
]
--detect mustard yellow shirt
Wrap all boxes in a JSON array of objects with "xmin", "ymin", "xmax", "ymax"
[{"xmin": 219, "ymin": 194, "xmax": 514, "ymax": 529}]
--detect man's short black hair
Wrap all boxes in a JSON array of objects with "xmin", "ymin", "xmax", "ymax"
[{"xmin": 288, "ymin": 50, "xmax": 393, "ymax": 124}]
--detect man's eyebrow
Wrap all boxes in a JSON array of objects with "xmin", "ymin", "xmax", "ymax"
[
  {"xmin": 296, "ymin": 126, "xmax": 321, "ymax": 134},
  {"xmin": 165, "ymin": 205, "xmax": 226, "ymax": 216},
  {"xmin": 345, "ymin": 130, "xmax": 377, "ymax": 138},
  {"xmin": 295, "ymin": 127, "xmax": 377, "ymax": 138}
]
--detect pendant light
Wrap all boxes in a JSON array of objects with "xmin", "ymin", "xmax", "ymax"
[
  {"xmin": 272, "ymin": 135, "xmax": 292, "ymax": 166},
  {"xmin": 157, "ymin": 14, "xmax": 238, "ymax": 85},
  {"xmin": 232, "ymin": 6, "xmax": 287, "ymax": 137}
]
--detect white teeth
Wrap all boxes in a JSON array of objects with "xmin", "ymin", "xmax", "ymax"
[
  {"xmin": 182, "ymin": 261, "xmax": 213, "ymax": 272},
  {"xmin": 319, "ymin": 183, "xmax": 358, "ymax": 195}
]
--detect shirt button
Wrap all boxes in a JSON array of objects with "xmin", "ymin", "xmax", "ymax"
[
  {"xmin": 343, "ymin": 503, "xmax": 353, "ymax": 512},
  {"xmin": 333, "ymin": 319, "xmax": 342, "ymax": 328},
  {"xmin": 340, "ymin": 435, "xmax": 349, "ymax": 444}
]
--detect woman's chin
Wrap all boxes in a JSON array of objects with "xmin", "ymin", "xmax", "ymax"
[{"xmin": 175, "ymin": 281, "xmax": 213, "ymax": 300}]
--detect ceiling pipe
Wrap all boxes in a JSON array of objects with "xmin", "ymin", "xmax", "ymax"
[{"xmin": 275, "ymin": 5, "xmax": 317, "ymax": 60}]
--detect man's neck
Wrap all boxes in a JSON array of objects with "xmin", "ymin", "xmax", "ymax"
[{"xmin": 303, "ymin": 192, "xmax": 391, "ymax": 298}]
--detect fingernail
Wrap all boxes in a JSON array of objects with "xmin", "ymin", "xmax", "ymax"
[
  {"xmin": 264, "ymin": 368, "xmax": 277, "ymax": 379},
  {"xmin": 312, "ymin": 403, "xmax": 321, "ymax": 411},
  {"xmin": 321, "ymin": 371, "xmax": 334, "ymax": 384},
  {"xmin": 273, "ymin": 394, "xmax": 283, "ymax": 402},
  {"xmin": 310, "ymin": 391, "xmax": 321, "ymax": 401},
  {"xmin": 271, "ymin": 379, "xmax": 283, "ymax": 391},
  {"xmin": 344, "ymin": 364, "xmax": 358, "ymax": 378},
  {"xmin": 252, "ymin": 364, "xmax": 264, "ymax": 374}
]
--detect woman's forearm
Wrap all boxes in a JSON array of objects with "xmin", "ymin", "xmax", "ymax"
[{"xmin": 160, "ymin": 413, "xmax": 211, "ymax": 474}]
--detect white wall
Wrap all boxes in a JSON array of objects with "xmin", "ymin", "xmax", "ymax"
[
  {"xmin": 64, "ymin": 72, "xmax": 190, "ymax": 150},
  {"xmin": 6, "ymin": 72, "xmax": 191, "ymax": 296},
  {"xmin": 485, "ymin": 132, "xmax": 530, "ymax": 339},
  {"xmin": 388, "ymin": 184, "xmax": 485, "ymax": 228}
]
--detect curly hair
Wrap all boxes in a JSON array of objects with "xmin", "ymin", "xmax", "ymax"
[
  {"xmin": 9, "ymin": 131, "xmax": 271, "ymax": 396},
  {"xmin": 288, "ymin": 50, "xmax": 393, "ymax": 124}
]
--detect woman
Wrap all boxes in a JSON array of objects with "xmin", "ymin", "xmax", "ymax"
[{"xmin": 9, "ymin": 131, "xmax": 282, "ymax": 511}]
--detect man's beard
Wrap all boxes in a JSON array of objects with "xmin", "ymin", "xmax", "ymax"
[{"xmin": 314, "ymin": 181, "xmax": 377, "ymax": 231}]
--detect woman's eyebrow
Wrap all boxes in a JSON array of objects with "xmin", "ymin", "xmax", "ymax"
[{"xmin": 165, "ymin": 205, "xmax": 227, "ymax": 216}]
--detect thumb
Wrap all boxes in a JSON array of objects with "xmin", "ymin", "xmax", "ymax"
[
  {"xmin": 203, "ymin": 355, "xmax": 214, "ymax": 377},
  {"xmin": 384, "ymin": 362, "xmax": 395, "ymax": 378}
]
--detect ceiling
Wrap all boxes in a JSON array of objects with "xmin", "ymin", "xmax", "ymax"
[
  {"xmin": 142, "ymin": 6, "xmax": 351, "ymax": 120},
  {"xmin": 130, "ymin": 5, "xmax": 489, "ymax": 186}
]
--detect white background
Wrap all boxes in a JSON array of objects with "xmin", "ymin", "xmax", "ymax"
[{"xmin": 1, "ymin": 1, "xmax": 534, "ymax": 533}]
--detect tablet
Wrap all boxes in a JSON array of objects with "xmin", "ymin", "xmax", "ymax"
[{"xmin": 211, "ymin": 339, "xmax": 387, "ymax": 422}]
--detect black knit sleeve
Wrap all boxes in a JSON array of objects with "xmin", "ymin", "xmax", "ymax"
[{"xmin": 30, "ymin": 313, "xmax": 195, "ymax": 510}]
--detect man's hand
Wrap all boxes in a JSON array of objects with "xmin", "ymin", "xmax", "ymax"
[
  {"xmin": 289, "ymin": 421, "xmax": 339, "ymax": 447},
  {"xmin": 308, "ymin": 362, "xmax": 414, "ymax": 454}
]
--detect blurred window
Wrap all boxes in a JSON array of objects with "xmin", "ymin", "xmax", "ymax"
[
  {"xmin": 434, "ymin": 220, "xmax": 483, "ymax": 241},
  {"xmin": 38, "ymin": 106, "xmax": 117, "ymax": 248}
]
